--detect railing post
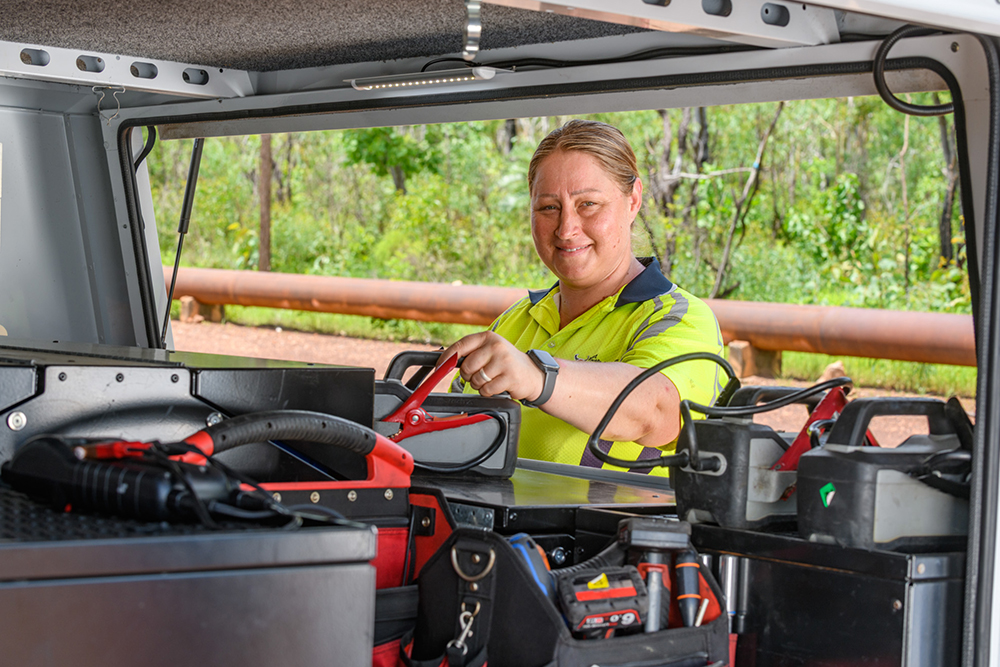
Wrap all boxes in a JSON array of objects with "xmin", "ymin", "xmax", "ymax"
[{"xmin": 728, "ymin": 340, "xmax": 781, "ymax": 379}]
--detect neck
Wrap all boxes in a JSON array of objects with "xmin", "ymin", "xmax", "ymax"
[{"xmin": 558, "ymin": 256, "xmax": 645, "ymax": 328}]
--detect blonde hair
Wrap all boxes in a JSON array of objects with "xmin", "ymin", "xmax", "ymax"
[{"xmin": 528, "ymin": 120, "xmax": 639, "ymax": 196}]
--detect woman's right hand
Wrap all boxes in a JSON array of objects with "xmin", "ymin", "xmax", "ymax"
[{"xmin": 439, "ymin": 331, "xmax": 548, "ymax": 403}]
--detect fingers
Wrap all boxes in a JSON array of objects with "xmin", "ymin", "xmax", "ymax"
[
  {"xmin": 439, "ymin": 332, "xmax": 512, "ymax": 397},
  {"xmin": 438, "ymin": 331, "xmax": 491, "ymax": 368},
  {"xmin": 440, "ymin": 332, "xmax": 546, "ymax": 402}
]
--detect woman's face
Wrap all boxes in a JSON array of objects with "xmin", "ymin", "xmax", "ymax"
[{"xmin": 530, "ymin": 150, "xmax": 642, "ymax": 294}]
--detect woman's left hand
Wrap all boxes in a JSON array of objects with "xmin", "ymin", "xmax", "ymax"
[{"xmin": 438, "ymin": 331, "xmax": 547, "ymax": 403}]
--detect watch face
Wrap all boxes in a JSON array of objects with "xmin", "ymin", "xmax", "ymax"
[{"xmin": 530, "ymin": 349, "xmax": 559, "ymax": 371}]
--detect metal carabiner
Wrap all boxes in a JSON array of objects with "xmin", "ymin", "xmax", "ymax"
[{"xmin": 446, "ymin": 602, "xmax": 481, "ymax": 656}]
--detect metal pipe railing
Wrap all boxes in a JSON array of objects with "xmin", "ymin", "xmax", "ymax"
[{"xmin": 165, "ymin": 266, "xmax": 976, "ymax": 367}]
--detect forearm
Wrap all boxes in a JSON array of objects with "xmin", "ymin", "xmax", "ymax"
[{"xmin": 541, "ymin": 360, "xmax": 681, "ymax": 447}]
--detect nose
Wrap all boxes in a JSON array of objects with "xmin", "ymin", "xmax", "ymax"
[{"xmin": 555, "ymin": 206, "xmax": 582, "ymax": 240}]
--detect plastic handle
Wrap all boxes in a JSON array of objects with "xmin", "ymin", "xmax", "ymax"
[
  {"xmin": 384, "ymin": 350, "xmax": 442, "ymax": 381},
  {"xmin": 825, "ymin": 397, "xmax": 952, "ymax": 447}
]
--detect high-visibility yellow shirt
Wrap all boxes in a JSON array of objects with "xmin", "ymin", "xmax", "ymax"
[{"xmin": 457, "ymin": 258, "xmax": 725, "ymax": 477}]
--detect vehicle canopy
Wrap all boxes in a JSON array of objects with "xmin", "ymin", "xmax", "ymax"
[{"xmin": 0, "ymin": 1, "xmax": 998, "ymax": 664}]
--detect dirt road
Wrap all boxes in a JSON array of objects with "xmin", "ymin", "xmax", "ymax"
[{"xmin": 170, "ymin": 320, "xmax": 974, "ymax": 447}]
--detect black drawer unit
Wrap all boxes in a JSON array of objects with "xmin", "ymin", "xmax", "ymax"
[{"xmin": 693, "ymin": 524, "xmax": 964, "ymax": 667}]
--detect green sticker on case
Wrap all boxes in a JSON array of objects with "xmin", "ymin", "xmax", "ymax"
[{"xmin": 820, "ymin": 482, "xmax": 836, "ymax": 508}]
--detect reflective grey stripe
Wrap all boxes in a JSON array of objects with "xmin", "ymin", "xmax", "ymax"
[
  {"xmin": 490, "ymin": 298, "xmax": 528, "ymax": 332},
  {"xmin": 628, "ymin": 292, "xmax": 689, "ymax": 351},
  {"xmin": 627, "ymin": 295, "xmax": 665, "ymax": 352}
]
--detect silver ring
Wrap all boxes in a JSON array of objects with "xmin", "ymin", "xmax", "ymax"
[{"xmin": 477, "ymin": 369, "xmax": 492, "ymax": 384}]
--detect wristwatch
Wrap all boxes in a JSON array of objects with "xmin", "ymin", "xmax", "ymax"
[{"xmin": 521, "ymin": 349, "xmax": 560, "ymax": 408}]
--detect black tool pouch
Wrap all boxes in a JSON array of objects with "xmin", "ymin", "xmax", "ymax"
[{"xmin": 402, "ymin": 528, "xmax": 730, "ymax": 667}]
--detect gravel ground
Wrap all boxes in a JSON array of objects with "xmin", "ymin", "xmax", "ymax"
[{"xmin": 171, "ymin": 320, "xmax": 975, "ymax": 447}]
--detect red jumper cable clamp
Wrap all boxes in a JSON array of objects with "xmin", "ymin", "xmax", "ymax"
[{"xmin": 382, "ymin": 354, "xmax": 492, "ymax": 442}]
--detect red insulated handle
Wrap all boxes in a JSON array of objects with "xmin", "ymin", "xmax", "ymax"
[{"xmin": 384, "ymin": 354, "xmax": 460, "ymax": 424}]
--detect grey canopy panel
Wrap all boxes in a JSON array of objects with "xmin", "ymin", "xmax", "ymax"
[{"xmin": 0, "ymin": 0, "xmax": 644, "ymax": 72}]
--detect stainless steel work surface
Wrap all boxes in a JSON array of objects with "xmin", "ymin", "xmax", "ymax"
[{"xmin": 425, "ymin": 463, "xmax": 673, "ymax": 509}]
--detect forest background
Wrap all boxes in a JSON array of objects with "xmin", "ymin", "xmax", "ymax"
[{"xmin": 148, "ymin": 94, "xmax": 975, "ymax": 395}]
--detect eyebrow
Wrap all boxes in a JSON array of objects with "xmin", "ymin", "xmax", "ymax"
[{"xmin": 535, "ymin": 188, "xmax": 603, "ymax": 199}]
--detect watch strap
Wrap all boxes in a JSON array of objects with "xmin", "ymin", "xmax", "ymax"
[{"xmin": 521, "ymin": 349, "xmax": 558, "ymax": 408}]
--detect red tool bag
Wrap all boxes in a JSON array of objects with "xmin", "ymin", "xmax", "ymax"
[
  {"xmin": 178, "ymin": 410, "xmax": 458, "ymax": 666},
  {"xmin": 34, "ymin": 409, "xmax": 457, "ymax": 667}
]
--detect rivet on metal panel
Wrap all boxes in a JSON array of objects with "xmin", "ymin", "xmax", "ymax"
[
  {"xmin": 171, "ymin": 374, "xmax": 179, "ymax": 383},
  {"xmin": 115, "ymin": 373, "xmax": 124, "ymax": 382},
  {"xmin": 206, "ymin": 412, "xmax": 224, "ymax": 426},
  {"xmin": 310, "ymin": 491, "xmax": 321, "ymax": 504},
  {"xmin": 917, "ymin": 563, "xmax": 926, "ymax": 574},
  {"xmin": 951, "ymin": 42, "xmax": 960, "ymax": 52},
  {"xmin": 58, "ymin": 373, "xmax": 67, "ymax": 381},
  {"xmin": 385, "ymin": 489, "xmax": 394, "ymax": 500},
  {"xmin": 348, "ymin": 490, "xmax": 358, "ymax": 502},
  {"xmin": 7, "ymin": 412, "xmax": 26, "ymax": 431}
]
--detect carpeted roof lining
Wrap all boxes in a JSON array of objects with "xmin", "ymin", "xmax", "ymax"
[{"xmin": 0, "ymin": 0, "xmax": 645, "ymax": 72}]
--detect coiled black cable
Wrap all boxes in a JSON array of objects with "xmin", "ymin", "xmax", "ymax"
[
  {"xmin": 586, "ymin": 350, "xmax": 854, "ymax": 472},
  {"xmin": 412, "ymin": 409, "xmax": 508, "ymax": 474},
  {"xmin": 873, "ymin": 25, "xmax": 954, "ymax": 117},
  {"xmin": 586, "ymin": 352, "xmax": 739, "ymax": 471}
]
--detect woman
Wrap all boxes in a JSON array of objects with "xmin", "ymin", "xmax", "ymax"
[{"xmin": 440, "ymin": 120, "xmax": 724, "ymax": 475}]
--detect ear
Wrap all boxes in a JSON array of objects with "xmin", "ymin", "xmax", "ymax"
[{"xmin": 628, "ymin": 177, "xmax": 643, "ymax": 218}]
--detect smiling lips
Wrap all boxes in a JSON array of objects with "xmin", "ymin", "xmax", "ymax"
[{"xmin": 558, "ymin": 244, "xmax": 590, "ymax": 254}]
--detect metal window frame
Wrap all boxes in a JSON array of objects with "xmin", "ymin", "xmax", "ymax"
[{"xmin": 97, "ymin": 32, "xmax": 999, "ymax": 665}]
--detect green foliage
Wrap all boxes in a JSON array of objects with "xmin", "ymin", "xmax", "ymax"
[
  {"xmin": 147, "ymin": 97, "xmax": 974, "ymax": 394},
  {"xmin": 781, "ymin": 351, "xmax": 976, "ymax": 398},
  {"xmin": 343, "ymin": 126, "xmax": 444, "ymax": 190}
]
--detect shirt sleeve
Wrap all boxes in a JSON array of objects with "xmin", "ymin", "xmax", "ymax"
[{"xmin": 620, "ymin": 290, "xmax": 725, "ymax": 408}]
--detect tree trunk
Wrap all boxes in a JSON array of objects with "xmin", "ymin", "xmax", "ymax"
[
  {"xmin": 259, "ymin": 134, "xmax": 272, "ymax": 272},
  {"xmin": 389, "ymin": 164, "xmax": 407, "ymax": 194},
  {"xmin": 936, "ymin": 95, "xmax": 957, "ymax": 264},
  {"xmin": 710, "ymin": 102, "xmax": 784, "ymax": 298}
]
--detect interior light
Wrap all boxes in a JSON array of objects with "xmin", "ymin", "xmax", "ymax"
[{"xmin": 349, "ymin": 67, "xmax": 500, "ymax": 91}]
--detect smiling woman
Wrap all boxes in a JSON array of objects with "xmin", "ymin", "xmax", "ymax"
[{"xmin": 440, "ymin": 120, "xmax": 725, "ymax": 475}]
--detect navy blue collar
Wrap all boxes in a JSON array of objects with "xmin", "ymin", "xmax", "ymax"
[{"xmin": 527, "ymin": 257, "xmax": 674, "ymax": 307}]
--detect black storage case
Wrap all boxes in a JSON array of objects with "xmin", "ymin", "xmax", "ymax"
[
  {"xmin": 797, "ymin": 397, "xmax": 968, "ymax": 550},
  {"xmin": 0, "ymin": 340, "xmax": 375, "ymax": 481},
  {"xmin": 670, "ymin": 418, "xmax": 797, "ymax": 529}
]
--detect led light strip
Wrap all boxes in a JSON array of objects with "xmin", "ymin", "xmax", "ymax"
[{"xmin": 349, "ymin": 66, "xmax": 499, "ymax": 91}]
